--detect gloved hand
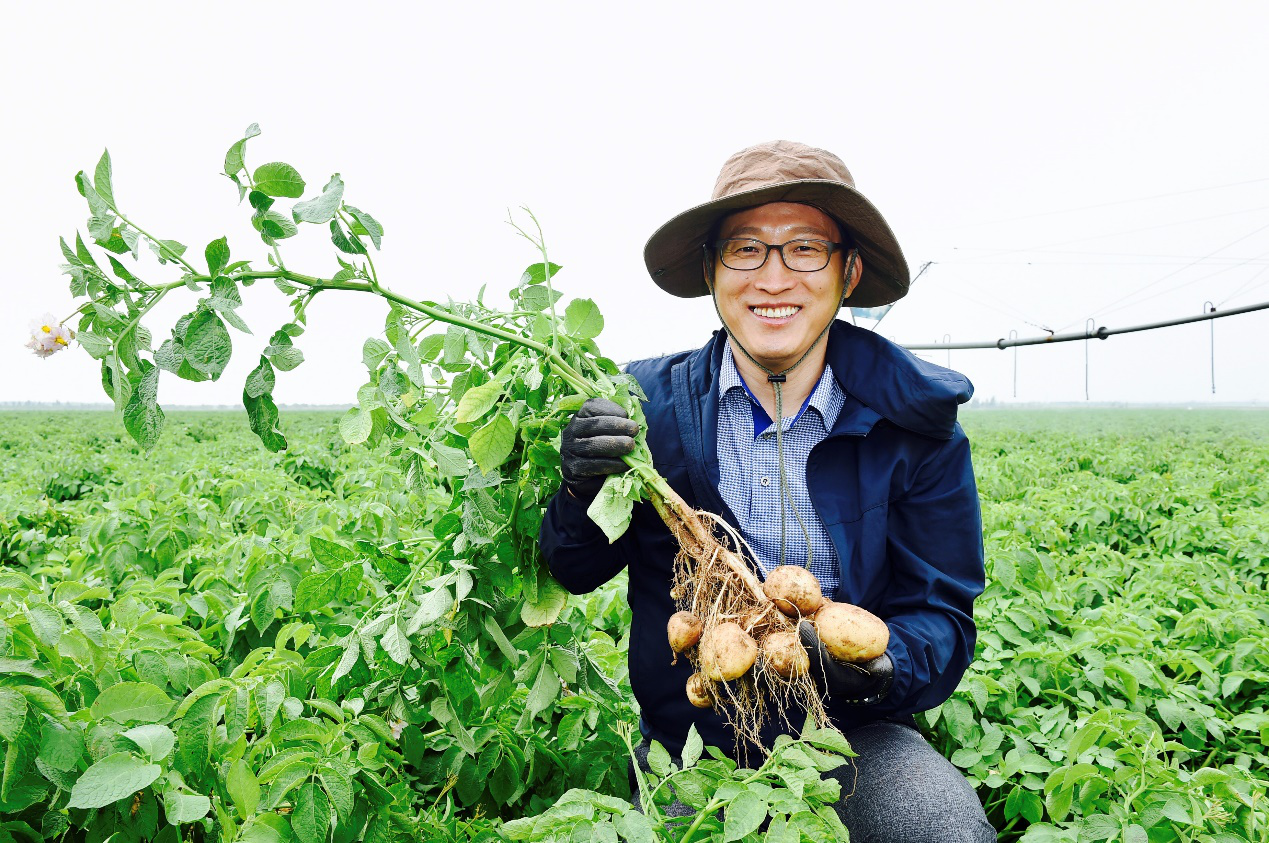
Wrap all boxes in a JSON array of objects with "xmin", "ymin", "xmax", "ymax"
[
  {"xmin": 560, "ymin": 398, "xmax": 639, "ymax": 496},
  {"xmin": 798, "ymin": 620, "xmax": 894, "ymax": 704}
]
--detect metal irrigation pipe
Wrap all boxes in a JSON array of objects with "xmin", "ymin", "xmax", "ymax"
[{"xmin": 901, "ymin": 299, "xmax": 1269, "ymax": 351}]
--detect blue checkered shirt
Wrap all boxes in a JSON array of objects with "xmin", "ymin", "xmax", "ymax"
[{"xmin": 716, "ymin": 342, "xmax": 845, "ymax": 596}]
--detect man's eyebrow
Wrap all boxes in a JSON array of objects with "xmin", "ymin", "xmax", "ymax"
[{"xmin": 723, "ymin": 225, "xmax": 833, "ymax": 238}]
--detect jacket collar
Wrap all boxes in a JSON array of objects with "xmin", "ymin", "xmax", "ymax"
[{"xmin": 678, "ymin": 319, "xmax": 971, "ymax": 446}]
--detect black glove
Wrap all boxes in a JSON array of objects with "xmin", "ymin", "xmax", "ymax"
[
  {"xmin": 560, "ymin": 398, "xmax": 639, "ymax": 496},
  {"xmin": 798, "ymin": 620, "xmax": 894, "ymax": 705}
]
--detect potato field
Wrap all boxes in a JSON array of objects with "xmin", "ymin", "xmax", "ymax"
[{"xmin": 0, "ymin": 408, "xmax": 1264, "ymax": 842}]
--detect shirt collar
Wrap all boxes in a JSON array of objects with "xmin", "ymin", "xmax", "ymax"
[{"xmin": 719, "ymin": 340, "xmax": 844, "ymax": 430}]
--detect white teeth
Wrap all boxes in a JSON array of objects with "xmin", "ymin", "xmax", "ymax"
[{"xmin": 752, "ymin": 306, "xmax": 800, "ymax": 319}]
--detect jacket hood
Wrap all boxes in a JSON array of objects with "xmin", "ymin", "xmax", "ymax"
[{"xmin": 695, "ymin": 320, "xmax": 972, "ymax": 441}]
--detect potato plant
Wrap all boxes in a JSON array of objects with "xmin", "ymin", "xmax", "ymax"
[{"xmin": 1, "ymin": 125, "xmax": 863, "ymax": 843}]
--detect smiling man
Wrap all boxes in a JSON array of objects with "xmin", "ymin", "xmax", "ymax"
[{"xmin": 540, "ymin": 140, "xmax": 994, "ymax": 840}]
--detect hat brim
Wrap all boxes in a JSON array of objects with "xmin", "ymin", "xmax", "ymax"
[{"xmin": 643, "ymin": 180, "xmax": 910, "ymax": 308}]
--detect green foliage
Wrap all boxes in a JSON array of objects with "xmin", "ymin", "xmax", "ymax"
[
  {"xmin": 27, "ymin": 121, "xmax": 1269, "ymax": 842},
  {"xmin": 941, "ymin": 411, "xmax": 1269, "ymax": 841},
  {"xmin": 0, "ymin": 412, "xmax": 633, "ymax": 842}
]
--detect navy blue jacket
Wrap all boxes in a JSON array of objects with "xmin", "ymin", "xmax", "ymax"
[{"xmin": 540, "ymin": 320, "xmax": 985, "ymax": 757}]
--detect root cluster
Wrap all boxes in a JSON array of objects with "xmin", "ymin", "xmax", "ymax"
[{"xmin": 651, "ymin": 486, "xmax": 833, "ymax": 761}]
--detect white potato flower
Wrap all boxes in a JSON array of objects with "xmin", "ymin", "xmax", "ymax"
[{"xmin": 24, "ymin": 313, "xmax": 75, "ymax": 358}]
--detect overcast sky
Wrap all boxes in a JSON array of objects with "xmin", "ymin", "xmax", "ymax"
[{"xmin": 4, "ymin": 2, "xmax": 1268, "ymax": 410}]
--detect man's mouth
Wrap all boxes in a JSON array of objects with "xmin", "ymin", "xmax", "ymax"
[{"xmin": 750, "ymin": 305, "xmax": 801, "ymax": 319}]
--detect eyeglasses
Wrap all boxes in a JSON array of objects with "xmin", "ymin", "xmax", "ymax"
[{"xmin": 712, "ymin": 238, "xmax": 845, "ymax": 272}]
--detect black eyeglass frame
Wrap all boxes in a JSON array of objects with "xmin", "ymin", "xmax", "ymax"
[{"xmin": 708, "ymin": 238, "xmax": 849, "ymax": 273}]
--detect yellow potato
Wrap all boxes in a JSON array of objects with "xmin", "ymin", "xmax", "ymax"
[
  {"xmin": 812, "ymin": 602, "xmax": 889, "ymax": 662},
  {"xmin": 763, "ymin": 566, "xmax": 826, "ymax": 618},
  {"xmin": 686, "ymin": 673, "xmax": 714, "ymax": 708},
  {"xmin": 699, "ymin": 622, "xmax": 758, "ymax": 681},
  {"xmin": 667, "ymin": 611, "xmax": 703, "ymax": 653},
  {"xmin": 762, "ymin": 630, "xmax": 810, "ymax": 678}
]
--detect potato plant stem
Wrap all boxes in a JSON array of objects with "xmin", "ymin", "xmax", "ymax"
[{"xmin": 191, "ymin": 268, "xmax": 682, "ymax": 509}]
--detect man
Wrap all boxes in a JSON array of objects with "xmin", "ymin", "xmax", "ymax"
[{"xmin": 539, "ymin": 141, "xmax": 994, "ymax": 840}]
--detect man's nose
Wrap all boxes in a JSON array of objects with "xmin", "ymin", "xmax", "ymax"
[{"xmin": 752, "ymin": 247, "xmax": 797, "ymax": 290}]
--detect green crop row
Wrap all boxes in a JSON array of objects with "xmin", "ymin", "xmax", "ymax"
[{"xmin": 0, "ymin": 410, "xmax": 1265, "ymax": 842}]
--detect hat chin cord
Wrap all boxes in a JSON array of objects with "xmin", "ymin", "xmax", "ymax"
[{"xmin": 704, "ymin": 249, "xmax": 858, "ymax": 573}]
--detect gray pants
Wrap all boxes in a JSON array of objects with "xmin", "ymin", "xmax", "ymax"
[{"xmin": 632, "ymin": 720, "xmax": 996, "ymax": 842}]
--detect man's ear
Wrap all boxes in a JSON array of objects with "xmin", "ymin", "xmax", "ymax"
[{"xmin": 840, "ymin": 250, "xmax": 863, "ymax": 301}]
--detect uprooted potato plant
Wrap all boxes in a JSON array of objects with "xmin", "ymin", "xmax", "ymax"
[{"xmin": 47, "ymin": 123, "xmax": 894, "ymax": 761}]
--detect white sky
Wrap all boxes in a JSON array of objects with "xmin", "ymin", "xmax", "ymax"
[{"xmin": 4, "ymin": 2, "xmax": 1269, "ymax": 408}]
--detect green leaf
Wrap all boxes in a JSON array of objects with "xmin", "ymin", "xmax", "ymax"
[
  {"xmin": 381, "ymin": 623, "xmax": 410, "ymax": 666},
  {"xmin": 520, "ymin": 285, "xmax": 562, "ymax": 312},
  {"xmin": 251, "ymin": 580, "xmax": 291, "ymax": 634},
  {"xmin": 520, "ymin": 262, "xmax": 562, "ymax": 285},
  {"xmin": 525, "ymin": 662, "xmax": 560, "ymax": 719},
  {"xmin": 429, "ymin": 441, "xmax": 470, "ymax": 478},
  {"xmin": 244, "ymin": 388, "xmax": 287, "ymax": 452},
  {"xmin": 241, "ymin": 815, "xmax": 290, "ymax": 843},
  {"xmin": 1123, "ymin": 824, "xmax": 1148, "ymax": 843},
  {"xmin": 723, "ymin": 790, "xmax": 766, "ymax": 841},
  {"xmin": 329, "ymin": 219, "xmax": 366, "ymax": 255},
  {"xmin": 184, "ymin": 310, "xmax": 232, "ymax": 380},
  {"xmin": 520, "ymin": 577, "xmax": 568, "ymax": 627},
  {"xmin": 205, "ymin": 236, "xmax": 230, "ymax": 277},
  {"xmin": 95, "ymin": 150, "xmax": 115, "ymax": 209},
  {"xmin": 681, "ymin": 725, "xmax": 703, "ymax": 769},
  {"xmin": 24, "ymin": 603, "xmax": 62, "ymax": 646},
  {"xmin": 613, "ymin": 810, "xmax": 655, "ymax": 843},
  {"xmin": 468, "ymin": 413, "xmax": 515, "ymax": 474},
  {"xmin": 455, "ymin": 381, "xmax": 503, "ymax": 424},
  {"xmin": 0, "ymin": 689, "xmax": 26, "ymax": 742},
  {"xmin": 565, "ymin": 298, "xmax": 604, "ymax": 339},
  {"xmin": 257, "ymin": 209, "xmax": 299, "ymax": 241},
  {"xmin": 1155, "ymin": 698, "xmax": 1183, "ymax": 731},
  {"xmin": 253, "ymin": 162, "xmax": 306, "ymax": 198},
  {"xmin": 318, "ymin": 764, "xmax": 353, "ymax": 822},
  {"xmin": 339, "ymin": 407, "xmax": 372, "ymax": 445},
  {"xmin": 1078, "ymin": 814, "xmax": 1120, "ymax": 840},
  {"xmin": 292, "ymin": 174, "xmax": 345, "ymax": 224},
  {"xmin": 245, "ymin": 356, "xmax": 276, "ymax": 400},
  {"xmin": 148, "ymin": 238, "xmax": 188, "ymax": 265},
  {"xmin": 332, "ymin": 638, "xmax": 359, "ymax": 683},
  {"xmin": 362, "ymin": 338, "xmax": 391, "ymax": 371},
  {"xmin": 123, "ymin": 361, "xmax": 165, "ymax": 449},
  {"xmin": 227, "ymin": 759, "xmax": 261, "ymax": 819},
  {"xmin": 225, "ymin": 123, "xmax": 261, "ymax": 177},
  {"xmin": 646, "ymin": 741, "xmax": 673, "ymax": 777},
  {"xmin": 344, "ymin": 205, "xmax": 383, "ymax": 249},
  {"xmin": 164, "ymin": 790, "xmax": 211, "ymax": 825},
  {"xmin": 586, "ymin": 473, "xmax": 636, "ymax": 543},
  {"xmin": 406, "ymin": 586, "xmax": 452, "ymax": 635},
  {"xmin": 250, "ymin": 190, "xmax": 275, "ymax": 213},
  {"xmin": 176, "ymin": 692, "xmax": 219, "ymax": 778},
  {"xmin": 121, "ymin": 724, "xmax": 175, "ymax": 762},
  {"xmin": 291, "ymin": 782, "xmax": 330, "ymax": 843},
  {"xmin": 310, "ymin": 537, "xmax": 355, "ymax": 566},
  {"xmin": 294, "ymin": 569, "xmax": 342, "ymax": 614},
  {"xmin": 266, "ymin": 343, "xmax": 305, "ymax": 372},
  {"xmin": 67, "ymin": 752, "xmax": 161, "ymax": 809}
]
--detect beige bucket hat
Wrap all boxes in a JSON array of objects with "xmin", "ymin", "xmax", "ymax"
[{"xmin": 644, "ymin": 140, "xmax": 911, "ymax": 308}]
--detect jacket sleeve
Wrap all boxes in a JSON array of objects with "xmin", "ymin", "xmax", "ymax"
[
  {"xmin": 539, "ymin": 485, "xmax": 643, "ymax": 595},
  {"xmin": 876, "ymin": 423, "xmax": 985, "ymax": 715}
]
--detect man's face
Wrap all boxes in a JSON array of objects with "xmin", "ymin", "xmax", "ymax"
[{"xmin": 710, "ymin": 202, "xmax": 860, "ymax": 373}]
